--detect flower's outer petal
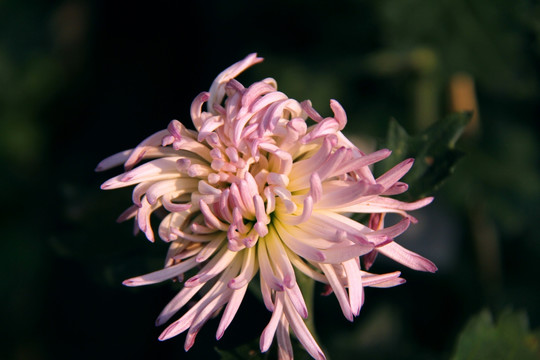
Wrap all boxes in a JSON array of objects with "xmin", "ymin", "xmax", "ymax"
[
  {"xmin": 361, "ymin": 270, "xmax": 405, "ymax": 287},
  {"xmin": 159, "ymin": 260, "xmax": 241, "ymax": 341},
  {"xmin": 124, "ymin": 130, "xmax": 171, "ymax": 170},
  {"xmin": 343, "ymin": 259, "xmax": 364, "ymax": 316},
  {"xmin": 216, "ymin": 284, "xmax": 248, "ymax": 340},
  {"xmin": 376, "ymin": 158, "xmax": 414, "ymax": 190},
  {"xmin": 95, "ymin": 149, "xmax": 132, "ymax": 172},
  {"xmin": 101, "ymin": 157, "xmax": 181, "ymax": 189},
  {"xmin": 207, "ymin": 53, "xmax": 264, "ymax": 115},
  {"xmin": 155, "ymin": 283, "xmax": 205, "ymax": 326},
  {"xmin": 382, "ymin": 181, "xmax": 408, "ymax": 195},
  {"xmin": 319, "ymin": 243, "xmax": 374, "ymax": 264},
  {"xmin": 284, "ymin": 281, "xmax": 309, "ymax": 319},
  {"xmin": 319, "ymin": 263, "xmax": 354, "ymax": 321},
  {"xmin": 325, "ymin": 148, "xmax": 391, "ymax": 179},
  {"xmin": 283, "ymin": 294, "xmax": 326, "ymax": 360},
  {"xmin": 123, "ymin": 257, "xmax": 199, "ymax": 286},
  {"xmin": 184, "ymin": 247, "xmax": 239, "ymax": 287},
  {"xmin": 277, "ymin": 313, "xmax": 293, "ymax": 360},
  {"xmin": 367, "ymin": 217, "xmax": 410, "ymax": 244},
  {"xmin": 377, "ymin": 241, "xmax": 438, "ymax": 273},
  {"xmin": 260, "ymin": 296, "xmax": 284, "ymax": 352},
  {"xmin": 337, "ymin": 196, "xmax": 434, "ymax": 215}
]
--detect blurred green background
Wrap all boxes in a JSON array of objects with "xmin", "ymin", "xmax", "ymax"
[{"xmin": 1, "ymin": 0, "xmax": 539, "ymax": 359}]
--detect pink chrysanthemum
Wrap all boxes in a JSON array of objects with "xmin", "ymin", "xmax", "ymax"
[{"xmin": 97, "ymin": 54, "xmax": 436, "ymax": 360}]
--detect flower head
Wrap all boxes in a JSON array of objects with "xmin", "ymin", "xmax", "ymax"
[{"xmin": 97, "ymin": 54, "xmax": 436, "ymax": 360}]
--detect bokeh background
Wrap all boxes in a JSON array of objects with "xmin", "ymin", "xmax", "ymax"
[{"xmin": 1, "ymin": 1, "xmax": 539, "ymax": 359}]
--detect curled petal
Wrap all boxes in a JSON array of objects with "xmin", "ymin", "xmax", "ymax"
[
  {"xmin": 207, "ymin": 53, "xmax": 263, "ymax": 115},
  {"xmin": 329, "ymin": 99, "xmax": 347, "ymax": 130},
  {"xmin": 124, "ymin": 130, "xmax": 170, "ymax": 170}
]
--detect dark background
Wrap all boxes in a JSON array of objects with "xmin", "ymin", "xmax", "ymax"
[{"xmin": 1, "ymin": 1, "xmax": 539, "ymax": 359}]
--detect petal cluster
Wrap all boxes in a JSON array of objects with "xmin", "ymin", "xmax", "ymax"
[{"xmin": 97, "ymin": 53, "xmax": 436, "ymax": 360}]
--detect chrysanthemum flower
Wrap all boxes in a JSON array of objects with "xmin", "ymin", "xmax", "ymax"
[{"xmin": 97, "ymin": 54, "xmax": 436, "ymax": 360}]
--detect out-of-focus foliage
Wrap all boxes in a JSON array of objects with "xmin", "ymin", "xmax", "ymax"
[
  {"xmin": 216, "ymin": 341, "xmax": 267, "ymax": 360},
  {"xmin": 452, "ymin": 309, "xmax": 540, "ymax": 360},
  {"xmin": 378, "ymin": 113, "xmax": 470, "ymax": 200}
]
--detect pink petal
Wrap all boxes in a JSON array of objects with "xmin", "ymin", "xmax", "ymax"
[
  {"xmin": 259, "ymin": 295, "xmax": 284, "ymax": 352},
  {"xmin": 361, "ymin": 270, "xmax": 405, "ymax": 288},
  {"xmin": 265, "ymin": 228, "xmax": 296, "ymax": 288},
  {"xmin": 273, "ymin": 221, "xmax": 326, "ymax": 262},
  {"xmin": 329, "ymin": 99, "xmax": 347, "ymax": 130},
  {"xmin": 283, "ymin": 295, "xmax": 326, "ymax": 360},
  {"xmin": 184, "ymin": 248, "xmax": 239, "ymax": 287},
  {"xmin": 123, "ymin": 256, "xmax": 198, "ymax": 286},
  {"xmin": 156, "ymin": 283, "xmax": 204, "ymax": 326},
  {"xmin": 216, "ymin": 285, "xmax": 248, "ymax": 340},
  {"xmin": 207, "ymin": 53, "xmax": 263, "ymax": 115},
  {"xmin": 277, "ymin": 315, "xmax": 293, "ymax": 360},
  {"xmin": 258, "ymin": 238, "xmax": 284, "ymax": 291},
  {"xmin": 376, "ymin": 158, "xmax": 414, "ymax": 190},
  {"xmin": 284, "ymin": 282, "xmax": 308, "ymax": 319},
  {"xmin": 228, "ymin": 246, "xmax": 257, "ymax": 289},
  {"xmin": 319, "ymin": 242, "xmax": 374, "ymax": 264},
  {"xmin": 319, "ymin": 263, "xmax": 353, "ymax": 321},
  {"xmin": 124, "ymin": 129, "xmax": 170, "ymax": 170},
  {"xmin": 95, "ymin": 149, "xmax": 132, "ymax": 172},
  {"xmin": 343, "ymin": 259, "xmax": 364, "ymax": 316},
  {"xmin": 190, "ymin": 92, "xmax": 210, "ymax": 130},
  {"xmin": 377, "ymin": 242, "xmax": 438, "ymax": 272}
]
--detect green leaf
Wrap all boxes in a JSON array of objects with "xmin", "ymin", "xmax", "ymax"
[
  {"xmin": 451, "ymin": 309, "xmax": 540, "ymax": 360},
  {"xmin": 214, "ymin": 336, "xmax": 314, "ymax": 360},
  {"xmin": 378, "ymin": 112, "xmax": 471, "ymax": 200},
  {"xmin": 215, "ymin": 339, "xmax": 267, "ymax": 360}
]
